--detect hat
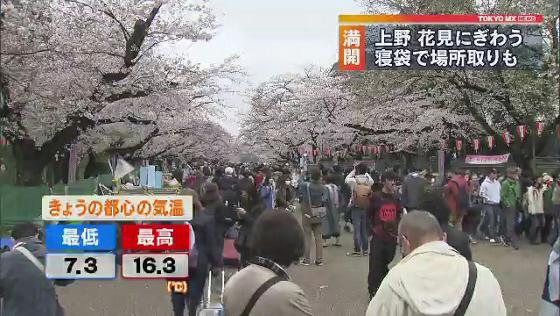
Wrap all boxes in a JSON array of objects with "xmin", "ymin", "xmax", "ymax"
[
  {"xmin": 225, "ymin": 167, "xmax": 234, "ymax": 175},
  {"xmin": 543, "ymin": 175, "xmax": 553, "ymax": 183}
]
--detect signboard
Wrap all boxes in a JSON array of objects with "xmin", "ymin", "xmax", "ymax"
[
  {"xmin": 465, "ymin": 154, "xmax": 510, "ymax": 165},
  {"xmin": 45, "ymin": 224, "xmax": 117, "ymax": 251},
  {"xmin": 121, "ymin": 224, "xmax": 191, "ymax": 251},
  {"xmin": 42, "ymin": 195, "xmax": 193, "ymax": 221}
]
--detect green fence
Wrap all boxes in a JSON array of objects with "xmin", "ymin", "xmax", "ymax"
[{"xmin": 0, "ymin": 176, "xmax": 112, "ymax": 227}]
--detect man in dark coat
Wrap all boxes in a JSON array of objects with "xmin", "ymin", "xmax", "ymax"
[
  {"xmin": 420, "ymin": 190, "xmax": 472, "ymax": 261},
  {"xmin": 402, "ymin": 168, "xmax": 428, "ymax": 211},
  {"xmin": 1, "ymin": 223, "xmax": 72, "ymax": 316}
]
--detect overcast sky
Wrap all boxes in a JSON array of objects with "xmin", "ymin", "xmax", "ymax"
[{"xmin": 172, "ymin": 0, "xmax": 363, "ymax": 135}]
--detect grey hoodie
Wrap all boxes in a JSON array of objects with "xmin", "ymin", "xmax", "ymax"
[{"xmin": 0, "ymin": 237, "xmax": 68, "ymax": 316}]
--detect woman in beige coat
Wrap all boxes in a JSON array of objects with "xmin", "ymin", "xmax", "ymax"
[
  {"xmin": 223, "ymin": 210, "xmax": 313, "ymax": 316},
  {"xmin": 526, "ymin": 177, "xmax": 546, "ymax": 244}
]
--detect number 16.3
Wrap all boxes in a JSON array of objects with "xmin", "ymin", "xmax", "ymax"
[
  {"xmin": 133, "ymin": 256, "xmax": 175, "ymax": 274},
  {"xmin": 122, "ymin": 253, "xmax": 188, "ymax": 279}
]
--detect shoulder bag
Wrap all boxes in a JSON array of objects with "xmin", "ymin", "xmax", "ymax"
[{"xmin": 453, "ymin": 260, "xmax": 478, "ymax": 316}]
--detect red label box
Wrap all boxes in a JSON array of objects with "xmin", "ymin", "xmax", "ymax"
[{"xmin": 122, "ymin": 224, "xmax": 190, "ymax": 251}]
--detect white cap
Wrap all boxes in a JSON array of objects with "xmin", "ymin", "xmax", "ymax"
[{"xmin": 225, "ymin": 167, "xmax": 234, "ymax": 175}]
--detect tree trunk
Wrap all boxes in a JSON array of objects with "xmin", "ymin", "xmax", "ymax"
[{"xmin": 12, "ymin": 140, "xmax": 48, "ymax": 186}]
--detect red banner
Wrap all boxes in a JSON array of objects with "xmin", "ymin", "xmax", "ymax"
[
  {"xmin": 486, "ymin": 136, "xmax": 495, "ymax": 149},
  {"xmin": 536, "ymin": 121, "xmax": 544, "ymax": 136},
  {"xmin": 472, "ymin": 139, "xmax": 480, "ymax": 153},
  {"xmin": 122, "ymin": 224, "xmax": 191, "ymax": 251},
  {"xmin": 517, "ymin": 125, "xmax": 527, "ymax": 141},
  {"xmin": 339, "ymin": 14, "xmax": 544, "ymax": 25},
  {"xmin": 456, "ymin": 139, "xmax": 463, "ymax": 152},
  {"xmin": 502, "ymin": 132, "xmax": 512, "ymax": 146}
]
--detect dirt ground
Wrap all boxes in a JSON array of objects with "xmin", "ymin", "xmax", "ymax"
[{"xmin": 56, "ymin": 228, "xmax": 551, "ymax": 316}]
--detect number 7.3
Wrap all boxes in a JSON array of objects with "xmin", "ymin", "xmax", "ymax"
[
  {"xmin": 46, "ymin": 253, "xmax": 116, "ymax": 279},
  {"xmin": 65, "ymin": 257, "xmax": 98, "ymax": 273}
]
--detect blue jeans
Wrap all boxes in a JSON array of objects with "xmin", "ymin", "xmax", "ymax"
[
  {"xmin": 479, "ymin": 204, "xmax": 500, "ymax": 238},
  {"xmin": 351, "ymin": 208, "xmax": 368, "ymax": 253}
]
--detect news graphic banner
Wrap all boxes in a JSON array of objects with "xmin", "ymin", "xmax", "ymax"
[
  {"xmin": 42, "ymin": 195, "xmax": 193, "ymax": 281},
  {"xmin": 339, "ymin": 14, "xmax": 544, "ymax": 71},
  {"xmin": 42, "ymin": 195, "xmax": 193, "ymax": 221}
]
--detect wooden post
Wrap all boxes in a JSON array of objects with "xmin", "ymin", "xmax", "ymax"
[{"xmin": 436, "ymin": 149, "xmax": 445, "ymax": 187}]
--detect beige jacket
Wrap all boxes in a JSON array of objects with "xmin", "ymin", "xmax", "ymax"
[
  {"xmin": 223, "ymin": 264, "xmax": 313, "ymax": 316},
  {"xmin": 527, "ymin": 186, "xmax": 545, "ymax": 215},
  {"xmin": 366, "ymin": 241, "xmax": 506, "ymax": 316}
]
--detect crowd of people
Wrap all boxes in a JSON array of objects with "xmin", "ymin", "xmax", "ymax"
[
  {"xmin": 439, "ymin": 167, "xmax": 560, "ymax": 249},
  {"xmin": 175, "ymin": 161, "xmax": 558, "ymax": 315},
  {"xmin": 1, "ymin": 161, "xmax": 559, "ymax": 316}
]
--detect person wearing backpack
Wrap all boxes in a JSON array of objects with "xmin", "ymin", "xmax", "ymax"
[
  {"xmin": 445, "ymin": 169, "xmax": 471, "ymax": 232},
  {"xmin": 345, "ymin": 162, "xmax": 374, "ymax": 256},
  {"xmin": 478, "ymin": 169, "xmax": 501, "ymax": 244}
]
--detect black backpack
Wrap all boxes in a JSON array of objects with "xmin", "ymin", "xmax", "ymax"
[{"xmin": 451, "ymin": 180, "xmax": 469, "ymax": 211}]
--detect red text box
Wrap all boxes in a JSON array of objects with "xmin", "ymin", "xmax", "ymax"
[
  {"xmin": 122, "ymin": 224, "xmax": 190, "ymax": 251},
  {"xmin": 339, "ymin": 25, "xmax": 366, "ymax": 71}
]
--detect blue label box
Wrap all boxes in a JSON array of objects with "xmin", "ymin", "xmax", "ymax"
[{"xmin": 46, "ymin": 224, "xmax": 117, "ymax": 251}]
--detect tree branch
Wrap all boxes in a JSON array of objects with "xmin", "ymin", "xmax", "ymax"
[
  {"xmin": 66, "ymin": 0, "xmax": 130, "ymax": 41},
  {"xmin": 2, "ymin": 49, "xmax": 51, "ymax": 56}
]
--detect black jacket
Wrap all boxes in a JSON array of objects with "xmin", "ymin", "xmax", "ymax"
[
  {"xmin": 0, "ymin": 237, "xmax": 72, "ymax": 316},
  {"xmin": 218, "ymin": 176, "xmax": 240, "ymax": 208},
  {"xmin": 192, "ymin": 211, "xmax": 222, "ymax": 269},
  {"xmin": 402, "ymin": 174, "xmax": 428, "ymax": 209},
  {"xmin": 234, "ymin": 203, "xmax": 265, "ymax": 251},
  {"xmin": 442, "ymin": 224, "xmax": 472, "ymax": 261}
]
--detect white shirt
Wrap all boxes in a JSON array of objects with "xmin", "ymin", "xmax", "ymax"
[{"xmin": 480, "ymin": 177, "xmax": 501, "ymax": 204}]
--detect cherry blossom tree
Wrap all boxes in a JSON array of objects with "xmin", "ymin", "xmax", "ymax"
[
  {"xmin": 347, "ymin": 71, "xmax": 482, "ymax": 153},
  {"xmin": 1, "ymin": 0, "xmax": 240, "ymax": 184},
  {"xmin": 356, "ymin": 0, "xmax": 559, "ymax": 173},
  {"xmin": 239, "ymin": 67, "xmax": 356, "ymax": 162}
]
